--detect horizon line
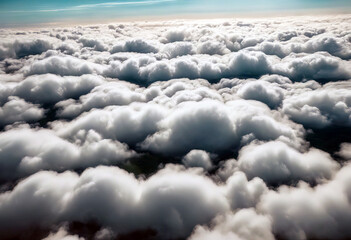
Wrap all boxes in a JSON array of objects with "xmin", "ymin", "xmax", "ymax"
[{"xmin": 1, "ymin": 8, "xmax": 350, "ymax": 29}]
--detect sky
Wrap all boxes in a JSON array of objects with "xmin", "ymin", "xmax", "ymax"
[{"xmin": 0, "ymin": 0, "xmax": 351, "ymax": 26}]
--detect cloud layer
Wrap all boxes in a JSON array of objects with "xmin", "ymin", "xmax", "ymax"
[{"xmin": 0, "ymin": 14, "xmax": 351, "ymax": 240}]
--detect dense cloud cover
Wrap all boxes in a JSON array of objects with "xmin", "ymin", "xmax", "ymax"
[{"xmin": 0, "ymin": 15, "xmax": 351, "ymax": 240}]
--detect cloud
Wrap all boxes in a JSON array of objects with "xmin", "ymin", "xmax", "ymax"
[
  {"xmin": 141, "ymin": 99, "xmax": 303, "ymax": 156},
  {"xmin": 225, "ymin": 51, "xmax": 273, "ymax": 78},
  {"xmin": 54, "ymin": 103, "xmax": 166, "ymax": 146},
  {"xmin": 11, "ymin": 0, "xmax": 177, "ymax": 13},
  {"xmin": 299, "ymin": 35, "xmax": 351, "ymax": 60},
  {"xmin": 189, "ymin": 208, "xmax": 274, "ymax": 240},
  {"xmin": 13, "ymin": 74, "xmax": 103, "ymax": 105},
  {"xmin": 0, "ymin": 39, "xmax": 53, "ymax": 60},
  {"xmin": 197, "ymin": 40, "xmax": 229, "ymax": 55},
  {"xmin": 0, "ymin": 15, "xmax": 351, "ymax": 240},
  {"xmin": 0, "ymin": 128, "xmax": 135, "ymax": 181},
  {"xmin": 275, "ymin": 53, "xmax": 351, "ymax": 82},
  {"xmin": 56, "ymin": 81, "xmax": 144, "ymax": 118},
  {"xmin": 43, "ymin": 227, "xmax": 84, "ymax": 240},
  {"xmin": 141, "ymin": 100, "xmax": 237, "ymax": 155},
  {"xmin": 252, "ymin": 35, "xmax": 351, "ymax": 60},
  {"xmin": 338, "ymin": 143, "xmax": 351, "ymax": 160},
  {"xmin": 236, "ymin": 79, "xmax": 285, "ymax": 108},
  {"xmin": 0, "ymin": 165, "xmax": 229, "ymax": 239},
  {"xmin": 164, "ymin": 28, "xmax": 189, "ymax": 43},
  {"xmin": 182, "ymin": 150, "xmax": 213, "ymax": 170},
  {"xmin": 237, "ymin": 141, "xmax": 339, "ymax": 185},
  {"xmin": 79, "ymin": 37, "xmax": 108, "ymax": 52},
  {"xmin": 161, "ymin": 42, "xmax": 195, "ymax": 59},
  {"xmin": 225, "ymin": 171, "xmax": 268, "ymax": 210},
  {"xmin": 13, "ymin": 40, "xmax": 350, "ymax": 86},
  {"xmin": 23, "ymin": 56, "xmax": 103, "ymax": 77},
  {"xmin": 259, "ymin": 163, "xmax": 351, "ymax": 240},
  {"xmin": 282, "ymin": 81, "xmax": 351, "ymax": 128},
  {"xmin": 110, "ymin": 39, "xmax": 159, "ymax": 54},
  {"xmin": 0, "ymin": 97, "xmax": 44, "ymax": 127}
]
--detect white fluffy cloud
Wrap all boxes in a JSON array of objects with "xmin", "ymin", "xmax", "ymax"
[
  {"xmin": 238, "ymin": 141, "xmax": 339, "ymax": 185},
  {"xmin": 283, "ymin": 81, "xmax": 351, "ymax": 128},
  {"xmin": 0, "ymin": 14, "xmax": 350, "ymax": 240},
  {"xmin": 110, "ymin": 39, "xmax": 159, "ymax": 54},
  {"xmin": 189, "ymin": 208, "xmax": 274, "ymax": 240},
  {"xmin": 236, "ymin": 79, "xmax": 285, "ymax": 108},
  {"xmin": 338, "ymin": 143, "xmax": 351, "ymax": 160},
  {"xmin": 13, "ymin": 74, "xmax": 103, "ymax": 105},
  {"xmin": 43, "ymin": 227, "xmax": 84, "ymax": 240},
  {"xmin": 0, "ymin": 97, "xmax": 44, "ymax": 127},
  {"xmin": 0, "ymin": 165, "xmax": 230, "ymax": 239},
  {"xmin": 0, "ymin": 128, "xmax": 135, "ymax": 181},
  {"xmin": 259, "ymin": 163, "xmax": 351, "ymax": 240},
  {"xmin": 54, "ymin": 103, "xmax": 167, "ymax": 146},
  {"xmin": 0, "ymin": 39, "xmax": 53, "ymax": 60},
  {"xmin": 56, "ymin": 81, "xmax": 145, "ymax": 118},
  {"xmin": 182, "ymin": 150, "xmax": 213, "ymax": 170},
  {"xmin": 54, "ymin": 97, "xmax": 303, "ymax": 157},
  {"xmin": 142, "ymin": 99, "xmax": 303, "ymax": 156},
  {"xmin": 225, "ymin": 171, "xmax": 268, "ymax": 210},
  {"xmin": 23, "ymin": 55, "xmax": 103, "ymax": 77}
]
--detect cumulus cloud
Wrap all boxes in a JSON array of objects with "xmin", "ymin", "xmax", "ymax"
[
  {"xmin": 237, "ymin": 141, "xmax": 339, "ymax": 185},
  {"xmin": 110, "ymin": 39, "xmax": 159, "ymax": 54},
  {"xmin": 252, "ymin": 35, "xmax": 351, "ymax": 60},
  {"xmin": 225, "ymin": 50, "xmax": 273, "ymax": 78},
  {"xmin": 189, "ymin": 208, "xmax": 274, "ymax": 240},
  {"xmin": 54, "ymin": 103, "xmax": 166, "ymax": 146},
  {"xmin": 275, "ymin": 53, "xmax": 351, "ymax": 82},
  {"xmin": 54, "ymin": 97, "xmax": 303, "ymax": 157},
  {"xmin": 141, "ymin": 99, "xmax": 303, "ymax": 156},
  {"xmin": 164, "ymin": 28, "xmax": 189, "ymax": 43},
  {"xmin": 0, "ymin": 15, "xmax": 350, "ymax": 240},
  {"xmin": 236, "ymin": 79, "xmax": 285, "ymax": 108},
  {"xmin": 225, "ymin": 171, "xmax": 268, "ymax": 210},
  {"xmin": 43, "ymin": 227, "xmax": 84, "ymax": 240},
  {"xmin": 0, "ymin": 39, "xmax": 53, "ymax": 60},
  {"xmin": 182, "ymin": 150, "xmax": 213, "ymax": 170},
  {"xmin": 23, "ymin": 56, "xmax": 103, "ymax": 77},
  {"xmin": 259, "ymin": 163, "xmax": 351, "ymax": 240},
  {"xmin": 13, "ymin": 74, "xmax": 104, "ymax": 105},
  {"xmin": 140, "ymin": 100, "xmax": 237, "ymax": 155},
  {"xmin": 161, "ymin": 42, "xmax": 195, "ymax": 59},
  {"xmin": 0, "ymin": 97, "xmax": 44, "ymax": 127},
  {"xmin": 79, "ymin": 37, "xmax": 108, "ymax": 52},
  {"xmin": 0, "ymin": 128, "xmax": 135, "ymax": 181},
  {"xmin": 283, "ymin": 81, "xmax": 351, "ymax": 128},
  {"xmin": 197, "ymin": 40, "xmax": 229, "ymax": 55},
  {"xmin": 297, "ymin": 35, "xmax": 351, "ymax": 60},
  {"xmin": 0, "ymin": 165, "xmax": 230, "ymax": 239},
  {"xmin": 13, "ymin": 41, "xmax": 350, "ymax": 86},
  {"xmin": 56, "ymin": 81, "xmax": 144, "ymax": 118},
  {"xmin": 338, "ymin": 143, "xmax": 351, "ymax": 160}
]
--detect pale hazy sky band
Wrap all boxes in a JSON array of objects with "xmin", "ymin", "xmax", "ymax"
[{"xmin": 0, "ymin": 0, "xmax": 350, "ymax": 27}]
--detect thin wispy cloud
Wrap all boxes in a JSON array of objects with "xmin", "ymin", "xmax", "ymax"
[
  {"xmin": 0, "ymin": 0, "xmax": 350, "ymax": 26},
  {"xmin": 3, "ymin": 0, "xmax": 176, "ymax": 13}
]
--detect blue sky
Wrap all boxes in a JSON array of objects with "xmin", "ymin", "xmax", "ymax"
[{"xmin": 0, "ymin": 0, "xmax": 350, "ymax": 26}]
